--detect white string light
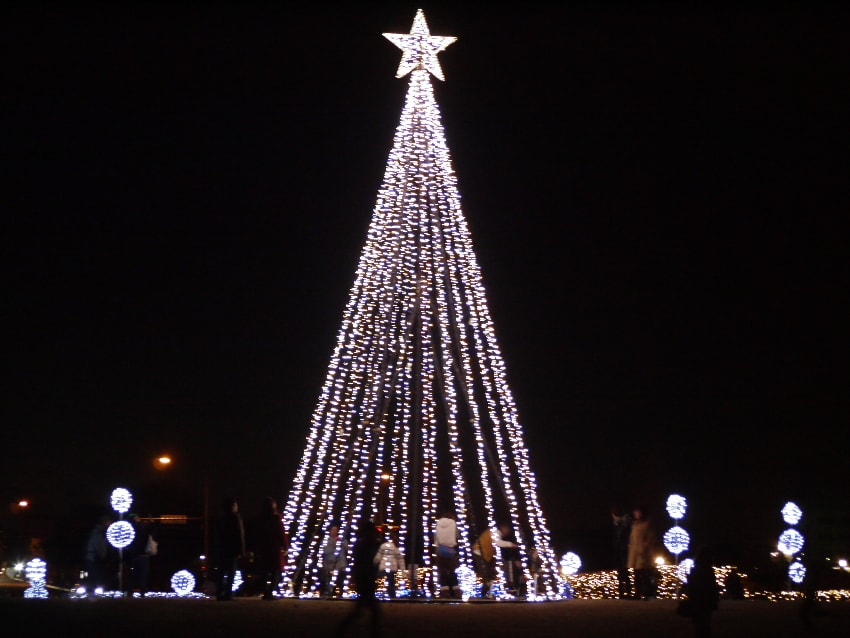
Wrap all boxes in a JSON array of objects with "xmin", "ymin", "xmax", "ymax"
[{"xmin": 281, "ymin": 9, "xmax": 562, "ymax": 599}]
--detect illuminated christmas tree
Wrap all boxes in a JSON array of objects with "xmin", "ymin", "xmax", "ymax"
[{"xmin": 281, "ymin": 9, "xmax": 562, "ymax": 599}]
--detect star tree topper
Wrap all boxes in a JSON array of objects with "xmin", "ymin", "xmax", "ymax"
[{"xmin": 383, "ymin": 9, "xmax": 457, "ymax": 81}]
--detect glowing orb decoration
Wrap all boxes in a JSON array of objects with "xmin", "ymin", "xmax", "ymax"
[
  {"xmin": 778, "ymin": 528, "xmax": 805, "ymax": 556},
  {"xmin": 23, "ymin": 558, "xmax": 49, "ymax": 599},
  {"xmin": 560, "ymin": 552, "xmax": 582, "ymax": 576},
  {"xmin": 788, "ymin": 561, "xmax": 807, "ymax": 584},
  {"xmin": 232, "ymin": 570, "xmax": 243, "ymax": 593},
  {"xmin": 665, "ymin": 494, "xmax": 687, "ymax": 520},
  {"xmin": 106, "ymin": 520, "xmax": 135, "ymax": 549},
  {"xmin": 171, "ymin": 569, "xmax": 196, "ymax": 596},
  {"xmin": 677, "ymin": 558, "xmax": 694, "ymax": 583},
  {"xmin": 24, "ymin": 582, "xmax": 49, "ymax": 599},
  {"xmin": 110, "ymin": 487, "xmax": 133, "ymax": 514},
  {"xmin": 663, "ymin": 526, "xmax": 690, "ymax": 555},
  {"xmin": 25, "ymin": 558, "xmax": 47, "ymax": 583},
  {"xmin": 781, "ymin": 501, "xmax": 803, "ymax": 526}
]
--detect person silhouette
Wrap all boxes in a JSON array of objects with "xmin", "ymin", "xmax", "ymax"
[
  {"xmin": 472, "ymin": 528, "xmax": 496, "ymax": 598},
  {"xmin": 683, "ymin": 546, "xmax": 720, "ymax": 638},
  {"xmin": 247, "ymin": 496, "xmax": 288, "ymax": 600},
  {"xmin": 493, "ymin": 522, "xmax": 522, "ymax": 596},
  {"xmin": 83, "ymin": 512, "xmax": 112, "ymax": 595},
  {"xmin": 627, "ymin": 505, "xmax": 656, "ymax": 600},
  {"xmin": 125, "ymin": 513, "xmax": 153, "ymax": 596},
  {"xmin": 321, "ymin": 523, "xmax": 348, "ymax": 598},
  {"xmin": 333, "ymin": 517, "xmax": 383, "ymax": 638},
  {"xmin": 611, "ymin": 504, "xmax": 633, "ymax": 598},
  {"xmin": 213, "ymin": 497, "xmax": 245, "ymax": 600},
  {"xmin": 376, "ymin": 529, "xmax": 404, "ymax": 599},
  {"xmin": 433, "ymin": 510, "xmax": 461, "ymax": 598},
  {"xmin": 724, "ymin": 568, "xmax": 744, "ymax": 600}
]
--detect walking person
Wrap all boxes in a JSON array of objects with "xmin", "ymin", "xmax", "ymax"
[
  {"xmin": 333, "ymin": 517, "xmax": 383, "ymax": 638},
  {"xmin": 375, "ymin": 529, "xmax": 404, "ymax": 598},
  {"xmin": 248, "ymin": 496, "xmax": 289, "ymax": 600},
  {"xmin": 433, "ymin": 510, "xmax": 461, "ymax": 598},
  {"xmin": 472, "ymin": 528, "xmax": 496, "ymax": 598},
  {"xmin": 493, "ymin": 522, "xmax": 523, "ymax": 596},
  {"xmin": 527, "ymin": 547, "xmax": 543, "ymax": 597},
  {"xmin": 126, "ymin": 513, "xmax": 153, "ymax": 596},
  {"xmin": 611, "ymin": 504, "xmax": 633, "ymax": 598},
  {"xmin": 213, "ymin": 497, "xmax": 245, "ymax": 600},
  {"xmin": 321, "ymin": 523, "xmax": 348, "ymax": 598},
  {"xmin": 628, "ymin": 505, "xmax": 656, "ymax": 600},
  {"xmin": 682, "ymin": 547, "xmax": 720, "ymax": 637},
  {"xmin": 83, "ymin": 513, "xmax": 112, "ymax": 595}
]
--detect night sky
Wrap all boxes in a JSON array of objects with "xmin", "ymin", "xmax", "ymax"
[{"xmin": 4, "ymin": 2, "xmax": 848, "ymax": 567}]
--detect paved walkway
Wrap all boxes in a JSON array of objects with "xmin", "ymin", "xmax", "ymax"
[{"xmin": 2, "ymin": 596, "xmax": 850, "ymax": 638}]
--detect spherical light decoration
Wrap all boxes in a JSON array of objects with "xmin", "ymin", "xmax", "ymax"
[
  {"xmin": 110, "ymin": 487, "xmax": 133, "ymax": 514},
  {"xmin": 778, "ymin": 528, "xmax": 805, "ymax": 556},
  {"xmin": 788, "ymin": 561, "xmax": 806, "ymax": 584},
  {"xmin": 232, "ymin": 570, "xmax": 243, "ymax": 593},
  {"xmin": 23, "ymin": 581, "xmax": 49, "ymax": 599},
  {"xmin": 560, "ymin": 552, "xmax": 582, "ymax": 576},
  {"xmin": 781, "ymin": 502, "xmax": 803, "ymax": 526},
  {"xmin": 171, "ymin": 569, "xmax": 196, "ymax": 596},
  {"xmin": 106, "ymin": 520, "xmax": 135, "ymax": 549},
  {"xmin": 663, "ymin": 526, "xmax": 690, "ymax": 555},
  {"xmin": 677, "ymin": 558, "xmax": 694, "ymax": 583},
  {"xmin": 25, "ymin": 558, "xmax": 47, "ymax": 583},
  {"xmin": 23, "ymin": 558, "xmax": 49, "ymax": 599},
  {"xmin": 665, "ymin": 494, "xmax": 687, "ymax": 520}
]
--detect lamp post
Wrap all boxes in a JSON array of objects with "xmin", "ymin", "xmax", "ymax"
[
  {"xmin": 779, "ymin": 501, "xmax": 805, "ymax": 588},
  {"xmin": 154, "ymin": 454, "xmax": 209, "ymax": 560},
  {"xmin": 663, "ymin": 493, "xmax": 690, "ymax": 598},
  {"xmin": 108, "ymin": 487, "xmax": 134, "ymax": 594}
]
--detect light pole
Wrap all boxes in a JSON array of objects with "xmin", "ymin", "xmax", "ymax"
[{"xmin": 154, "ymin": 454, "xmax": 209, "ymax": 560}]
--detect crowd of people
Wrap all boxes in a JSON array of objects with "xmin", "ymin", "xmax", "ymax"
[
  {"xmin": 80, "ymin": 495, "xmax": 291, "ymax": 600},
  {"xmin": 81, "ymin": 496, "xmax": 723, "ymax": 629}
]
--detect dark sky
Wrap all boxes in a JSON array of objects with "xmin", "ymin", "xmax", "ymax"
[{"xmin": 4, "ymin": 2, "xmax": 848, "ymax": 564}]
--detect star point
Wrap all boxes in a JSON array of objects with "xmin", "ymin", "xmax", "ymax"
[{"xmin": 383, "ymin": 8, "xmax": 456, "ymax": 81}]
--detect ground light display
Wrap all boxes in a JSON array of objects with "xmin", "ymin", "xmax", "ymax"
[{"xmin": 280, "ymin": 9, "xmax": 562, "ymax": 599}]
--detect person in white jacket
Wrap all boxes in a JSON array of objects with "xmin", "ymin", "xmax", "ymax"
[
  {"xmin": 375, "ymin": 529, "xmax": 404, "ymax": 598},
  {"xmin": 433, "ymin": 510, "xmax": 461, "ymax": 598}
]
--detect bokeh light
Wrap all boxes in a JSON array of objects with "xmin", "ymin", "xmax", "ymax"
[
  {"xmin": 781, "ymin": 501, "xmax": 803, "ymax": 526},
  {"xmin": 110, "ymin": 487, "xmax": 133, "ymax": 514},
  {"xmin": 171, "ymin": 569, "xmax": 196, "ymax": 596},
  {"xmin": 778, "ymin": 528, "xmax": 805, "ymax": 556},
  {"xmin": 663, "ymin": 526, "xmax": 690, "ymax": 555},
  {"xmin": 665, "ymin": 494, "xmax": 687, "ymax": 520},
  {"xmin": 560, "ymin": 552, "xmax": 582, "ymax": 576},
  {"xmin": 106, "ymin": 520, "xmax": 135, "ymax": 549}
]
